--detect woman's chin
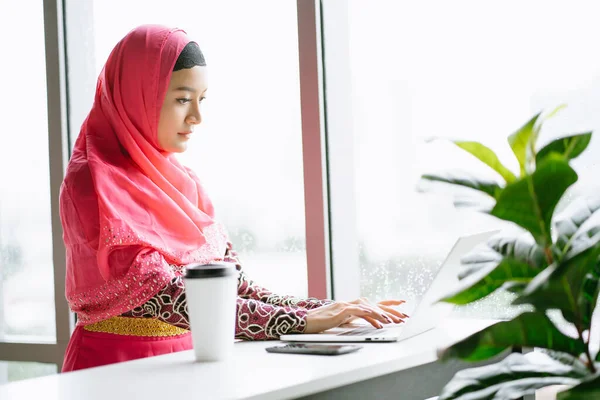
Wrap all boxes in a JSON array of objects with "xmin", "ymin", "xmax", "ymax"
[{"xmin": 167, "ymin": 142, "xmax": 189, "ymax": 153}]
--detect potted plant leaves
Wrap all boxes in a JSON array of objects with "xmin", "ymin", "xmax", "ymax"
[{"xmin": 420, "ymin": 106, "xmax": 600, "ymax": 399}]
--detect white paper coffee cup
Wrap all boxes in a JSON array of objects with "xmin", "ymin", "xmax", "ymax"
[{"xmin": 184, "ymin": 262, "xmax": 237, "ymax": 362}]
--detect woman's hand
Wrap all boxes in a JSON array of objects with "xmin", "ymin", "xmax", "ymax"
[
  {"xmin": 346, "ymin": 298, "xmax": 408, "ymax": 328},
  {"xmin": 304, "ymin": 298, "xmax": 408, "ymax": 334}
]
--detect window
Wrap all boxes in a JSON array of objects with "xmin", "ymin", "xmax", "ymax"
[
  {"xmin": 0, "ymin": 0, "xmax": 56, "ymax": 342},
  {"xmin": 67, "ymin": 0, "xmax": 309, "ymax": 296},
  {"xmin": 0, "ymin": 362, "xmax": 57, "ymax": 385},
  {"xmin": 322, "ymin": 0, "xmax": 600, "ymax": 316},
  {"xmin": 0, "ymin": 0, "xmax": 69, "ymax": 383}
]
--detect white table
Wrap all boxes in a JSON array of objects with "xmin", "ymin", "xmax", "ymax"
[{"xmin": 0, "ymin": 319, "xmax": 497, "ymax": 400}]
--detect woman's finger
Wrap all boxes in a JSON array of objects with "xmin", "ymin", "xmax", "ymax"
[
  {"xmin": 378, "ymin": 299, "xmax": 405, "ymax": 306},
  {"xmin": 378, "ymin": 304, "xmax": 409, "ymax": 320},
  {"xmin": 378, "ymin": 309, "xmax": 404, "ymax": 323},
  {"xmin": 341, "ymin": 305, "xmax": 386, "ymax": 326},
  {"xmin": 360, "ymin": 304, "xmax": 393, "ymax": 324},
  {"xmin": 360, "ymin": 315, "xmax": 382, "ymax": 329}
]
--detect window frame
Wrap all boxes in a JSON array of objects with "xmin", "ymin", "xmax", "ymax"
[
  {"xmin": 0, "ymin": 0, "xmax": 73, "ymax": 371},
  {"xmin": 297, "ymin": 0, "xmax": 333, "ymax": 300},
  {"xmin": 319, "ymin": 0, "xmax": 362, "ymax": 301}
]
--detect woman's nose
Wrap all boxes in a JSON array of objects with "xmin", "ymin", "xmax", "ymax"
[
  {"xmin": 187, "ymin": 114, "xmax": 201, "ymax": 125},
  {"xmin": 186, "ymin": 109, "xmax": 202, "ymax": 125},
  {"xmin": 186, "ymin": 100, "xmax": 202, "ymax": 125}
]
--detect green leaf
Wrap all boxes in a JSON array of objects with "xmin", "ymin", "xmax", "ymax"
[
  {"xmin": 442, "ymin": 258, "xmax": 538, "ymax": 305},
  {"xmin": 558, "ymin": 372, "xmax": 600, "ymax": 400},
  {"xmin": 453, "ymin": 141, "xmax": 517, "ymax": 183},
  {"xmin": 538, "ymin": 349, "xmax": 591, "ymax": 374},
  {"xmin": 452, "ymin": 232, "xmax": 545, "ymax": 286},
  {"xmin": 454, "ymin": 229, "xmax": 547, "ymax": 294},
  {"xmin": 487, "ymin": 232, "xmax": 547, "ymax": 267},
  {"xmin": 439, "ymin": 352, "xmax": 587, "ymax": 400},
  {"xmin": 529, "ymin": 105, "xmax": 567, "ymax": 152},
  {"xmin": 440, "ymin": 312, "xmax": 586, "ymax": 362},
  {"xmin": 515, "ymin": 244, "xmax": 600, "ymax": 330},
  {"xmin": 452, "ymin": 194, "xmax": 495, "ymax": 212},
  {"xmin": 508, "ymin": 113, "xmax": 541, "ymax": 176},
  {"xmin": 490, "ymin": 155, "xmax": 578, "ymax": 246},
  {"xmin": 536, "ymin": 132, "xmax": 592, "ymax": 165},
  {"xmin": 456, "ymin": 246, "xmax": 503, "ymax": 280},
  {"xmin": 554, "ymin": 195, "xmax": 600, "ymax": 257},
  {"xmin": 579, "ymin": 257, "xmax": 600, "ymax": 330},
  {"xmin": 421, "ymin": 173, "xmax": 502, "ymax": 199},
  {"xmin": 544, "ymin": 104, "xmax": 568, "ymax": 121},
  {"xmin": 503, "ymin": 281, "xmax": 529, "ymax": 294}
]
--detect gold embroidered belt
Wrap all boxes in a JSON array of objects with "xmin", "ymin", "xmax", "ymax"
[{"xmin": 83, "ymin": 316, "xmax": 189, "ymax": 337}]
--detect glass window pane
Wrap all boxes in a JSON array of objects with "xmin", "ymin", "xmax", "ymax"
[
  {"xmin": 0, "ymin": 361, "xmax": 57, "ymax": 385},
  {"xmin": 70, "ymin": 0, "xmax": 307, "ymax": 296},
  {"xmin": 324, "ymin": 0, "xmax": 600, "ymax": 317},
  {"xmin": 0, "ymin": 1, "xmax": 56, "ymax": 340}
]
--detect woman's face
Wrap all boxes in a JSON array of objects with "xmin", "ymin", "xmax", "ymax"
[{"xmin": 157, "ymin": 66, "xmax": 208, "ymax": 153}]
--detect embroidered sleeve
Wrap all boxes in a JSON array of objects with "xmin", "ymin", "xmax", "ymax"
[
  {"xmin": 122, "ymin": 276, "xmax": 307, "ymax": 340},
  {"xmin": 225, "ymin": 241, "xmax": 334, "ymax": 310},
  {"xmin": 235, "ymin": 298, "xmax": 307, "ymax": 340}
]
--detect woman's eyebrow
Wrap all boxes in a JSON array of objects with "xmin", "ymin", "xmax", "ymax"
[{"xmin": 174, "ymin": 86, "xmax": 196, "ymax": 92}]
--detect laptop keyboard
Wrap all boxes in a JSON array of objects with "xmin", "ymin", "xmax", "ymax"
[{"xmin": 337, "ymin": 326, "xmax": 390, "ymax": 336}]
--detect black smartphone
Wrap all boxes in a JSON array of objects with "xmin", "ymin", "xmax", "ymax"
[{"xmin": 265, "ymin": 343, "xmax": 363, "ymax": 356}]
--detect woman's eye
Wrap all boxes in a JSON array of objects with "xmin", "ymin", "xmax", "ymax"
[
  {"xmin": 199, "ymin": 97, "xmax": 206, "ymax": 103},
  {"xmin": 177, "ymin": 98, "xmax": 191, "ymax": 104}
]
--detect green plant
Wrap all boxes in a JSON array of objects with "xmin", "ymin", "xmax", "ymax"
[{"xmin": 420, "ymin": 105, "xmax": 600, "ymax": 399}]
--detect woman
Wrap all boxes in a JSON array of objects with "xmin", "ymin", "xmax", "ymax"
[{"xmin": 60, "ymin": 25, "xmax": 407, "ymax": 372}]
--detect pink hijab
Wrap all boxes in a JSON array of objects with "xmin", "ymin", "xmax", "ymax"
[{"xmin": 60, "ymin": 25, "xmax": 227, "ymax": 324}]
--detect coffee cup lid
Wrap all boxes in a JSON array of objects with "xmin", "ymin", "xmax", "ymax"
[{"xmin": 184, "ymin": 262, "xmax": 236, "ymax": 279}]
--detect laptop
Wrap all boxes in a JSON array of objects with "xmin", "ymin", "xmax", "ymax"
[{"xmin": 280, "ymin": 230, "xmax": 498, "ymax": 343}]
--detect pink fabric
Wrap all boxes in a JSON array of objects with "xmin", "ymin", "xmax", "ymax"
[
  {"xmin": 60, "ymin": 24, "xmax": 228, "ymax": 325},
  {"xmin": 62, "ymin": 326, "xmax": 193, "ymax": 372}
]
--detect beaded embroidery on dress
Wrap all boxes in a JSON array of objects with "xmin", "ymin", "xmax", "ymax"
[{"xmin": 70, "ymin": 222, "xmax": 227, "ymax": 325}]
